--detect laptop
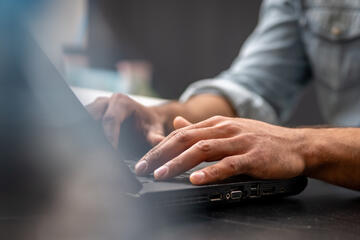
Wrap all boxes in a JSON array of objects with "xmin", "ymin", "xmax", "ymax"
[{"xmin": 4, "ymin": 27, "xmax": 307, "ymax": 210}]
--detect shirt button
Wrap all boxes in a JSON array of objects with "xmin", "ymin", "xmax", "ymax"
[{"xmin": 331, "ymin": 26, "xmax": 342, "ymax": 36}]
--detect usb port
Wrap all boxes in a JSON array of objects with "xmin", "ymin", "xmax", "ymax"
[
  {"xmin": 249, "ymin": 184, "xmax": 260, "ymax": 198},
  {"xmin": 262, "ymin": 186, "xmax": 275, "ymax": 195},
  {"xmin": 230, "ymin": 190, "xmax": 243, "ymax": 200},
  {"xmin": 209, "ymin": 193, "xmax": 222, "ymax": 202}
]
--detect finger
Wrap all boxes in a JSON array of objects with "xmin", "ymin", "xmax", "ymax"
[
  {"xmin": 180, "ymin": 115, "xmax": 228, "ymax": 130},
  {"xmin": 169, "ymin": 115, "xmax": 227, "ymax": 135},
  {"xmin": 86, "ymin": 97, "xmax": 109, "ymax": 121},
  {"xmin": 135, "ymin": 115, "xmax": 231, "ymax": 176},
  {"xmin": 102, "ymin": 94, "xmax": 133, "ymax": 149},
  {"xmin": 153, "ymin": 138, "xmax": 240, "ymax": 180},
  {"xmin": 135, "ymin": 125, "xmax": 234, "ymax": 176},
  {"xmin": 153, "ymin": 115, "xmax": 228, "ymax": 150},
  {"xmin": 190, "ymin": 155, "xmax": 250, "ymax": 185},
  {"xmin": 173, "ymin": 116, "xmax": 192, "ymax": 129},
  {"xmin": 147, "ymin": 131, "xmax": 165, "ymax": 146}
]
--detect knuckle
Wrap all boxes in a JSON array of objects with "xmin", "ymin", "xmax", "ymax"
[
  {"xmin": 142, "ymin": 148, "xmax": 162, "ymax": 164},
  {"xmin": 174, "ymin": 130, "xmax": 190, "ymax": 143},
  {"xmin": 225, "ymin": 157, "xmax": 240, "ymax": 173},
  {"xmin": 209, "ymin": 115, "xmax": 226, "ymax": 123},
  {"xmin": 141, "ymin": 153, "xmax": 150, "ymax": 162},
  {"xmin": 113, "ymin": 93, "xmax": 131, "ymax": 105},
  {"xmin": 195, "ymin": 140, "xmax": 212, "ymax": 153},
  {"xmin": 164, "ymin": 131, "xmax": 176, "ymax": 142},
  {"xmin": 219, "ymin": 121, "xmax": 239, "ymax": 134},
  {"xmin": 168, "ymin": 129, "xmax": 178, "ymax": 138},
  {"xmin": 149, "ymin": 148, "xmax": 162, "ymax": 160},
  {"xmin": 206, "ymin": 166, "xmax": 221, "ymax": 179},
  {"xmin": 102, "ymin": 113, "xmax": 116, "ymax": 125}
]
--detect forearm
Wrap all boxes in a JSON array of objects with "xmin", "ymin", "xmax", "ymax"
[
  {"xmin": 151, "ymin": 94, "xmax": 236, "ymax": 133},
  {"xmin": 299, "ymin": 128, "xmax": 360, "ymax": 190}
]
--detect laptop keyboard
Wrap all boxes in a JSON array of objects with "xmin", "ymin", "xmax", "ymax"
[
  {"xmin": 125, "ymin": 160, "xmax": 192, "ymax": 183},
  {"xmin": 124, "ymin": 160, "xmax": 254, "ymax": 184}
]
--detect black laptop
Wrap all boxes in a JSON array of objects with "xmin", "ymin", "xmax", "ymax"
[{"xmin": 6, "ymin": 28, "xmax": 307, "ymax": 210}]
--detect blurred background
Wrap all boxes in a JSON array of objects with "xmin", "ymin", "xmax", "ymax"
[
  {"xmin": 30, "ymin": 0, "xmax": 323, "ymax": 126},
  {"xmin": 0, "ymin": 1, "xmax": 331, "ymax": 238}
]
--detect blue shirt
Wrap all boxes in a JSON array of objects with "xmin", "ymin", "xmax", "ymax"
[{"xmin": 180, "ymin": 0, "xmax": 360, "ymax": 126}]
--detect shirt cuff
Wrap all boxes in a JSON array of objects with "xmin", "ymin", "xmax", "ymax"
[{"xmin": 179, "ymin": 78, "xmax": 279, "ymax": 124}]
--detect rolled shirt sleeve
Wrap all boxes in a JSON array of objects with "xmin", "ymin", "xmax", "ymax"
[
  {"xmin": 180, "ymin": 0, "xmax": 311, "ymax": 124},
  {"xmin": 180, "ymin": 79, "xmax": 279, "ymax": 124}
]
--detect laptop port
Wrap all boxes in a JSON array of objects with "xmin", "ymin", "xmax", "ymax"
[
  {"xmin": 230, "ymin": 190, "xmax": 243, "ymax": 200},
  {"xmin": 209, "ymin": 193, "xmax": 222, "ymax": 202},
  {"xmin": 262, "ymin": 186, "xmax": 275, "ymax": 195},
  {"xmin": 249, "ymin": 184, "xmax": 260, "ymax": 198},
  {"xmin": 225, "ymin": 193, "xmax": 231, "ymax": 200}
]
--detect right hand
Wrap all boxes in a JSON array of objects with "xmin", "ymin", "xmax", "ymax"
[{"xmin": 86, "ymin": 93, "xmax": 166, "ymax": 155}]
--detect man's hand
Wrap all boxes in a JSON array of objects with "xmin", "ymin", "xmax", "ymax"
[
  {"xmin": 86, "ymin": 93, "xmax": 236, "ymax": 153},
  {"xmin": 135, "ymin": 116, "xmax": 306, "ymax": 185},
  {"xmin": 87, "ymin": 94, "xmax": 360, "ymax": 190},
  {"xmin": 86, "ymin": 93, "xmax": 166, "ymax": 150}
]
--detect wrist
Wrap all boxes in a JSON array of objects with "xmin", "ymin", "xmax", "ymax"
[{"xmin": 293, "ymin": 128, "xmax": 329, "ymax": 177}]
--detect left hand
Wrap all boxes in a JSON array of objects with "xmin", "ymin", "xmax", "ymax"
[{"xmin": 135, "ymin": 115, "xmax": 306, "ymax": 185}]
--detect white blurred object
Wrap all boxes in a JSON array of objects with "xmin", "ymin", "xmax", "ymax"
[{"xmin": 71, "ymin": 86, "xmax": 167, "ymax": 107}]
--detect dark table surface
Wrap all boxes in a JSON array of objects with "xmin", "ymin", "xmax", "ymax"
[
  {"xmin": 150, "ymin": 179, "xmax": 360, "ymax": 240},
  {"xmin": 2, "ymin": 173, "xmax": 359, "ymax": 240},
  {"xmin": 0, "ymin": 180, "xmax": 360, "ymax": 240}
]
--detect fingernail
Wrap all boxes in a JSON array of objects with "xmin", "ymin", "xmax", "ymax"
[
  {"xmin": 135, "ymin": 161, "xmax": 148, "ymax": 174},
  {"xmin": 154, "ymin": 165, "xmax": 169, "ymax": 179},
  {"xmin": 190, "ymin": 171, "xmax": 205, "ymax": 184}
]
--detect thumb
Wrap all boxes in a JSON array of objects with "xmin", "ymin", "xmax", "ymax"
[
  {"xmin": 147, "ymin": 123, "xmax": 166, "ymax": 146},
  {"xmin": 173, "ymin": 116, "xmax": 192, "ymax": 130},
  {"xmin": 147, "ymin": 131, "xmax": 165, "ymax": 146}
]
